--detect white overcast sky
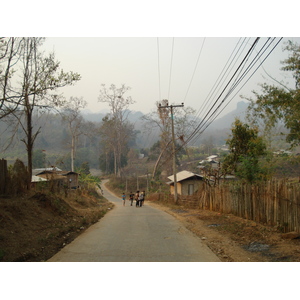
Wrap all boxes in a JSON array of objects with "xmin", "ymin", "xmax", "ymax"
[
  {"xmin": 41, "ymin": 36, "xmax": 300, "ymax": 117},
  {"xmin": 4, "ymin": 1, "xmax": 299, "ymax": 119}
]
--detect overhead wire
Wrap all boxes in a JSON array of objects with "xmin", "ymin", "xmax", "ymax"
[
  {"xmin": 193, "ymin": 38, "xmax": 270, "ymax": 131},
  {"xmin": 154, "ymin": 38, "xmax": 282, "ymax": 176},
  {"xmin": 182, "ymin": 38, "xmax": 248, "ymax": 139},
  {"xmin": 183, "ymin": 38, "xmax": 206, "ymax": 104},
  {"xmin": 197, "ymin": 37, "xmax": 280, "ymax": 136},
  {"xmin": 154, "ymin": 37, "xmax": 253, "ymax": 171},
  {"xmin": 190, "ymin": 38, "xmax": 250, "ymax": 126},
  {"xmin": 185, "ymin": 37, "xmax": 283, "ymax": 146},
  {"xmin": 167, "ymin": 38, "xmax": 175, "ymax": 100},
  {"xmin": 183, "ymin": 37, "xmax": 261, "ymax": 146},
  {"xmin": 152, "ymin": 37, "xmax": 283, "ymax": 173},
  {"xmin": 157, "ymin": 38, "xmax": 161, "ymax": 102},
  {"xmin": 158, "ymin": 37, "xmax": 282, "ymax": 170},
  {"xmin": 195, "ymin": 37, "xmax": 284, "ymax": 138}
]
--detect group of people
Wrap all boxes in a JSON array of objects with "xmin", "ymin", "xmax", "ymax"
[{"xmin": 121, "ymin": 190, "xmax": 145, "ymax": 207}]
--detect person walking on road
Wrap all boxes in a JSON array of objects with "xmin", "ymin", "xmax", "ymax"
[
  {"xmin": 122, "ymin": 192, "xmax": 126, "ymax": 206},
  {"xmin": 141, "ymin": 191, "xmax": 145, "ymax": 207},
  {"xmin": 139, "ymin": 191, "xmax": 144, "ymax": 207},
  {"xmin": 129, "ymin": 192, "xmax": 134, "ymax": 206},
  {"xmin": 135, "ymin": 191, "xmax": 140, "ymax": 207}
]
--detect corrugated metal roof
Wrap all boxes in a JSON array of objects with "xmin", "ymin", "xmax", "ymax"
[
  {"xmin": 31, "ymin": 175, "xmax": 48, "ymax": 182},
  {"xmin": 167, "ymin": 170, "xmax": 203, "ymax": 183},
  {"xmin": 32, "ymin": 167, "xmax": 62, "ymax": 176}
]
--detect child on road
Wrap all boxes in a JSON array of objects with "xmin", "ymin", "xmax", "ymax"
[
  {"xmin": 122, "ymin": 192, "xmax": 126, "ymax": 206},
  {"xmin": 129, "ymin": 192, "xmax": 134, "ymax": 206},
  {"xmin": 135, "ymin": 191, "xmax": 140, "ymax": 207}
]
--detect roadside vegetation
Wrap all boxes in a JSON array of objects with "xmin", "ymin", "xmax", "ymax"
[{"xmin": 0, "ymin": 172, "xmax": 113, "ymax": 262}]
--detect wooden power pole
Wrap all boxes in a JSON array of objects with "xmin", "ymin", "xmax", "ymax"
[{"xmin": 158, "ymin": 100, "xmax": 184, "ymax": 204}]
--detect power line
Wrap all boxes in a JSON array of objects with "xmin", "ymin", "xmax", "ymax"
[
  {"xmin": 185, "ymin": 37, "xmax": 261, "ymax": 145},
  {"xmin": 191, "ymin": 38, "xmax": 246, "ymax": 121},
  {"xmin": 152, "ymin": 37, "xmax": 283, "ymax": 172},
  {"xmin": 167, "ymin": 38, "xmax": 175, "ymax": 100},
  {"xmin": 157, "ymin": 38, "xmax": 161, "ymax": 101},
  {"xmin": 185, "ymin": 37, "xmax": 283, "ymax": 146},
  {"xmin": 183, "ymin": 38, "xmax": 249, "ymax": 139},
  {"xmin": 183, "ymin": 38, "xmax": 206, "ymax": 103},
  {"xmin": 197, "ymin": 37, "xmax": 283, "ymax": 136}
]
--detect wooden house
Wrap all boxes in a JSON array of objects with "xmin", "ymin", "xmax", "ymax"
[
  {"xmin": 167, "ymin": 170, "xmax": 205, "ymax": 196},
  {"xmin": 33, "ymin": 168, "xmax": 79, "ymax": 189}
]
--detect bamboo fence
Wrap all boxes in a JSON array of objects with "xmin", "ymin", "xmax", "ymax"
[{"xmin": 162, "ymin": 179, "xmax": 300, "ymax": 233}]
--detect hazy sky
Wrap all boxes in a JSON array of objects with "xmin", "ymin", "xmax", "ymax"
[{"xmin": 42, "ymin": 37, "xmax": 300, "ymax": 118}]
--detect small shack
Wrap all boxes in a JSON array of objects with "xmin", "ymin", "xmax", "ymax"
[
  {"xmin": 33, "ymin": 169, "xmax": 79, "ymax": 189},
  {"xmin": 35, "ymin": 170, "xmax": 67, "ymax": 187},
  {"xmin": 167, "ymin": 170, "xmax": 205, "ymax": 196},
  {"xmin": 62, "ymin": 171, "xmax": 79, "ymax": 189}
]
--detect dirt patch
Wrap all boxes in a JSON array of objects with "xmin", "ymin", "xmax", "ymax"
[
  {"xmin": 0, "ymin": 190, "xmax": 113, "ymax": 262},
  {"xmin": 147, "ymin": 201, "xmax": 300, "ymax": 262}
]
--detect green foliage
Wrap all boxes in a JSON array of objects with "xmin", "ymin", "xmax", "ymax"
[
  {"xmin": 246, "ymin": 41, "xmax": 300, "ymax": 148},
  {"xmin": 222, "ymin": 119, "xmax": 268, "ymax": 183},
  {"xmin": 77, "ymin": 169, "xmax": 101, "ymax": 190},
  {"xmin": 235, "ymin": 156, "xmax": 269, "ymax": 183}
]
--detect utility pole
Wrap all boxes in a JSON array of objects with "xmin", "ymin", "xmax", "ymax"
[{"xmin": 158, "ymin": 100, "xmax": 184, "ymax": 204}]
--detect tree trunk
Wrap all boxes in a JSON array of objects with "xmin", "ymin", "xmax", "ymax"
[
  {"xmin": 71, "ymin": 134, "xmax": 75, "ymax": 172},
  {"xmin": 114, "ymin": 148, "xmax": 117, "ymax": 176},
  {"xmin": 26, "ymin": 103, "xmax": 33, "ymax": 189},
  {"xmin": 152, "ymin": 140, "xmax": 172, "ymax": 179}
]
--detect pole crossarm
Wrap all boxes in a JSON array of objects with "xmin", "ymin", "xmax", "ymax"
[{"xmin": 158, "ymin": 103, "xmax": 184, "ymax": 109}]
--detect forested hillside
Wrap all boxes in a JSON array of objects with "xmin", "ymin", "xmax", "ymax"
[{"xmin": 0, "ymin": 103, "xmax": 250, "ymax": 171}]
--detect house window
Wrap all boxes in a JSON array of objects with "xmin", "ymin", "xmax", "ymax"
[{"xmin": 188, "ymin": 184, "xmax": 194, "ymax": 195}]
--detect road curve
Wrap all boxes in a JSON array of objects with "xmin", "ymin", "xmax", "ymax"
[{"xmin": 48, "ymin": 180, "xmax": 220, "ymax": 262}]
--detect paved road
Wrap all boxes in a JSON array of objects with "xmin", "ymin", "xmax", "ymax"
[{"xmin": 48, "ymin": 181, "xmax": 220, "ymax": 262}]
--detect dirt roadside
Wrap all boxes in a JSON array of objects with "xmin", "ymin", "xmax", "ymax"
[
  {"xmin": 1, "ymin": 186, "xmax": 299, "ymax": 262},
  {"xmin": 0, "ymin": 190, "xmax": 113, "ymax": 262},
  {"xmin": 147, "ymin": 201, "xmax": 300, "ymax": 262}
]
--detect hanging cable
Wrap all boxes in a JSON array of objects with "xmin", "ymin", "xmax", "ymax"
[
  {"xmin": 184, "ymin": 37, "xmax": 261, "ymax": 146},
  {"xmin": 167, "ymin": 37, "xmax": 175, "ymax": 100},
  {"xmin": 195, "ymin": 37, "xmax": 283, "ymax": 138},
  {"xmin": 183, "ymin": 38, "xmax": 206, "ymax": 103},
  {"xmin": 152, "ymin": 37, "xmax": 283, "ymax": 172},
  {"xmin": 193, "ymin": 38, "xmax": 248, "ymax": 122},
  {"xmin": 183, "ymin": 38, "xmax": 247, "ymax": 137},
  {"xmin": 186, "ymin": 37, "xmax": 283, "ymax": 146},
  {"xmin": 157, "ymin": 38, "xmax": 161, "ymax": 101}
]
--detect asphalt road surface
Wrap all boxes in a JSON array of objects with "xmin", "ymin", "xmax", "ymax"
[{"xmin": 48, "ymin": 181, "xmax": 220, "ymax": 262}]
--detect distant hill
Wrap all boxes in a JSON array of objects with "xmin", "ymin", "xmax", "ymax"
[
  {"xmin": 209, "ymin": 101, "xmax": 248, "ymax": 130},
  {"xmin": 81, "ymin": 110, "xmax": 145, "ymax": 123},
  {"xmin": 79, "ymin": 102, "xmax": 249, "ymax": 148}
]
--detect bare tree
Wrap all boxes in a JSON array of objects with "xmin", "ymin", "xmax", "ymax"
[
  {"xmin": 61, "ymin": 97, "xmax": 87, "ymax": 171},
  {"xmin": 9, "ymin": 37, "xmax": 81, "ymax": 185},
  {"xmin": 0, "ymin": 37, "xmax": 24, "ymax": 118},
  {"xmin": 98, "ymin": 84, "xmax": 135, "ymax": 177}
]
